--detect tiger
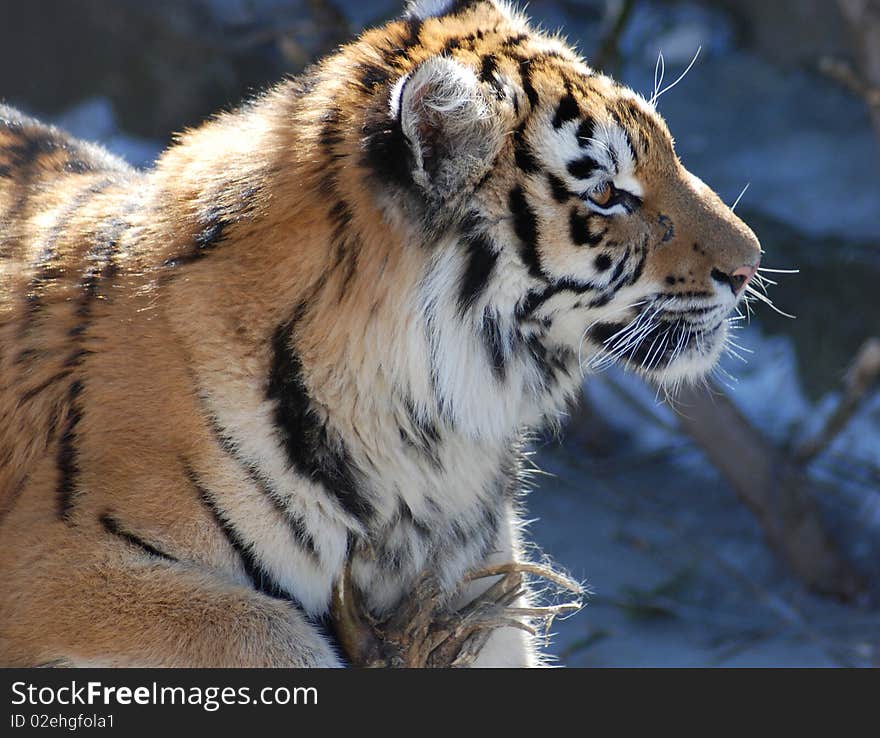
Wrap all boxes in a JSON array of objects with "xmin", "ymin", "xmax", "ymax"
[{"xmin": 0, "ymin": 0, "xmax": 761, "ymax": 667}]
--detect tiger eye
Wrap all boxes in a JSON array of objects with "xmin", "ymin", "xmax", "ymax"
[{"xmin": 590, "ymin": 182, "xmax": 613, "ymax": 207}]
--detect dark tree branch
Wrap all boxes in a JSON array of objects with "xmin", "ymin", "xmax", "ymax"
[
  {"xmin": 794, "ymin": 338, "xmax": 880, "ymax": 465},
  {"xmin": 673, "ymin": 380, "xmax": 865, "ymax": 601},
  {"xmin": 837, "ymin": 0, "xmax": 880, "ymax": 136}
]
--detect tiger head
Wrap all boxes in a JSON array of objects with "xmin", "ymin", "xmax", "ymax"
[{"xmin": 356, "ymin": 0, "xmax": 761, "ymax": 396}]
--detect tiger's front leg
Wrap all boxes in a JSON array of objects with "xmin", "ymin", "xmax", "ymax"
[
  {"xmin": 455, "ymin": 502, "xmax": 542, "ymax": 668},
  {"xmin": 330, "ymin": 500, "xmax": 545, "ymax": 668},
  {"xmin": 0, "ymin": 526, "xmax": 341, "ymax": 668},
  {"xmin": 346, "ymin": 502, "xmax": 544, "ymax": 668}
]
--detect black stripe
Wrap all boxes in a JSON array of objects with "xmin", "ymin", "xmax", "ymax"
[
  {"xmin": 357, "ymin": 62, "xmax": 390, "ymax": 92},
  {"xmin": 100, "ymin": 513, "xmax": 177, "ymax": 563},
  {"xmin": 268, "ymin": 316, "xmax": 373, "ymax": 525},
  {"xmin": 399, "ymin": 396, "xmax": 442, "ymax": 470},
  {"xmin": 627, "ymin": 240, "xmax": 648, "ymax": 285},
  {"xmin": 397, "ymin": 500, "xmax": 432, "ymax": 540},
  {"xmin": 20, "ymin": 178, "xmax": 115, "ymax": 337},
  {"xmin": 588, "ymin": 292, "xmax": 613, "ymax": 308},
  {"xmin": 328, "ymin": 199, "xmax": 356, "ymax": 286},
  {"xmin": 548, "ymin": 345, "xmax": 575, "ymax": 385},
  {"xmin": 458, "ymin": 230, "xmax": 498, "ymax": 313},
  {"xmin": 525, "ymin": 335, "xmax": 552, "ymax": 387},
  {"xmin": 553, "ymin": 90, "xmax": 580, "ymax": 129},
  {"xmin": 164, "ymin": 183, "xmax": 260, "ymax": 270},
  {"xmin": 328, "ymin": 199, "xmax": 353, "ymax": 239},
  {"xmin": 658, "ymin": 213, "xmax": 676, "ymax": 244},
  {"xmin": 508, "ymin": 185, "xmax": 544, "ymax": 280},
  {"xmin": 513, "ymin": 123, "xmax": 539, "ymax": 174},
  {"xmin": 77, "ymin": 213, "xmax": 128, "ymax": 317},
  {"xmin": 594, "ymin": 253, "xmax": 612, "ymax": 272},
  {"xmin": 609, "ymin": 106, "xmax": 637, "ymax": 166},
  {"xmin": 620, "ymin": 101, "xmax": 655, "ymax": 155},
  {"xmin": 482, "ymin": 308, "xmax": 506, "ymax": 379},
  {"xmin": 567, "ymin": 155, "xmax": 600, "ymax": 180},
  {"xmin": 516, "ymin": 277, "xmax": 599, "ymax": 322},
  {"xmin": 503, "ymin": 33, "xmax": 530, "ymax": 50},
  {"xmin": 163, "ymin": 204, "xmax": 234, "ymax": 268},
  {"xmin": 22, "ymin": 199, "xmax": 130, "ymax": 432},
  {"xmin": 554, "ymin": 276, "xmax": 598, "ymax": 293},
  {"xmin": 518, "ymin": 59, "xmax": 540, "ymax": 109},
  {"xmin": 384, "ymin": 17, "xmax": 423, "ymax": 65},
  {"xmin": 442, "ymin": 32, "xmax": 478, "ymax": 55},
  {"xmin": 0, "ymin": 119, "xmax": 53, "ymax": 229},
  {"xmin": 14, "ymin": 348, "xmax": 42, "ymax": 366},
  {"xmin": 576, "ymin": 118, "xmax": 594, "ymax": 147},
  {"xmin": 479, "ymin": 54, "xmax": 505, "ymax": 99},
  {"xmin": 319, "ymin": 179, "xmax": 360, "ymax": 301},
  {"xmin": 547, "ymin": 173, "xmax": 571, "ymax": 203},
  {"xmin": 362, "ymin": 107, "xmax": 414, "ymax": 189},
  {"xmin": 607, "ymin": 246, "xmax": 630, "ymax": 287},
  {"xmin": 56, "ymin": 380, "xmax": 83, "ymax": 522},
  {"xmin": 403, "ymin": 15, "xmax": 423, "ymax": 40},
  {"xmin": 18, "ymin": 370, "xmax": 72, "ymax": 405},
  {"xmin": 569, "ymin": 207, "xmax": 605, "ymax": 246},
  {"xmin": 186, "ymin": 463, "xmax": 289, "ymax": 600},
  {"xmin": 194, "ymin": 207, "xmax": 228, "ymax": 250},
  {"xmin": 516, "ymin": 288, "xmax": 554, "ymax": 321},
  {"xmin": 319, "ymin": 107, "xmax": 345, "ymax": 152},
  {"xmin": 202, "ymin": 412, "xmax": 320, "ymax": 560},
  {"xmin": 3, "ymin": 129, "xmax": 59, "ymax": 169},
  {"xmin": 671, "ymin": 290, "xmax": 713, "ymax": 300}
]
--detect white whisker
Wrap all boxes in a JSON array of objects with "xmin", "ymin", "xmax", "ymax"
[
  {"xmin": 731, "ymin": 182, "xmax": 750, "ymax": 212},
  {"xmin": 578, "ymin": 299, "xmax": 647, "ymax": 373},
  {"xmin": 726, "ymin": 338, "xmax": 753, "ymax": 354},
  {"xmin": 579, "ymin": 136, "xmax": 613, "ymax": 156},
  {"xmin": 745, "ymin": 286, "xmax": 797, "ymax": 319},
  {"xmin": 743, "ymin": 294, "xmax": 754, "ymax": 323},
  {"xmin": 753, "ymin": 273, "xmax": 777, "ymax": 287},
  {"xmin": 712, "ymin": 364, "xmax": 738, "ymax": 391},
  {"xmin": 651, "ymin": 50, "xmax": 666, "ymax": 105},
  {"xmin": 652, "ymin": 46, "xmax": 701, "ymax": 104},
  {"xmin": 724, "ymin": 344, "xmax": 749, "ymax": 364}
]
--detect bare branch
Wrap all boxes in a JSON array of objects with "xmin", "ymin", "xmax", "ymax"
[
  {"xmin": 673, "ymin": 379, "xmax": 865, "ymax": 601},
  {"xmin": 794, "ymin": 338, "xmax": 880, "ymax": 465},
  {"xmin": 837, "ymin": 0, "xmax": 880, "ymax": 135}
]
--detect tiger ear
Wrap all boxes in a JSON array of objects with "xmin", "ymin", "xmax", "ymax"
[{"xmin": 393, "ymin": 57, "xmax": 503, "ymax": 204}]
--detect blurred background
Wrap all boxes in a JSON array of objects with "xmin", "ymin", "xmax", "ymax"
[{"xmin": 2, "ymin": 0, "xmax": 878, "ymax": 666}]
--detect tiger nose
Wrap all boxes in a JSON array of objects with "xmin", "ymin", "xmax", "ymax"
[{"xmin": 712, "ymin": 262, "xmax": 759, "ymax": 295}]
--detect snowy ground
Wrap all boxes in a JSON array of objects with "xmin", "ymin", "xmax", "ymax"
[
  {"xmin": 531, "ymin": 335, "xmax": 880, "ymax": 667},
  {"xmin": 43, "ymin": 0, "xmax": 880, "ymax": 667}
]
